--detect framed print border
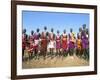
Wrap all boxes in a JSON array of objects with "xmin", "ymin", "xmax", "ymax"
[{"xmin": 11, "ymin": 0, "xmax": 97, "ymax": 80}]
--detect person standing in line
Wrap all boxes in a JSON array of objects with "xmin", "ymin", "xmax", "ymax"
[
  {"xmin": 68, "ymin": 28, "xmax": 76, "ymax": 57},
  {"xmin": 81, "ymin": 24, "xmax": 89, "ymax": 60},
  {"xmin": 75, "ymin": 28, "xmax": 82, "ymax": 56},
  {"xmin": 34, "ymin": 28, "xmax": 41, "ymax": 59},
  {"xmin": 22, "ymin": 29, "xmax": 28, "ymax": 61},
  {"xmin": 76, "ymin": 33, "xmax": 82, "ymax": 57},
  {"xmin": 40, "ymin": 26, "xmax": 48, "ymax": 60},
  {"xmin": 48, "ymin": 28, "xmax": 55, "ymax": 58},
  {"xmin": 85, "ymin": 28, "xmax": 89, "ymax": 60},
  {"xmin": 56, "ymin": 30, "xmax": 61, "ymax": 56},
  {"xmin": 61, "ymin": 29, "xmax": 68, "ymax": 57},
  {"xmin": 28, "ymin": 30, "xmax": 34, "ymax": 59}
]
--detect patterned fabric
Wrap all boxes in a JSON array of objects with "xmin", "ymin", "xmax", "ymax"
[
  {"xmin": 41, "ymin": 32, "xmax": 48, "ymax": 49},
  {"xmin": 62, "ymin": 33, "xmax": 67, "ymax": 50},
  {"xmin": 48, "ymin": 32, "xmax": 55, "ymax": 49},
  {"xmin": 28, "ymin": 43, "xmax": 34, "ymax": 53},
  {"xmin": 29, "ymin": 35, "xmax": 34, "ymax": 42},
  {"xmin": 81, "ymin": 31, "xmax": 89, "ymax": 49},
  {"xmin": 56, "ymin": 35, "xmax": 61, "ymax": 49},
  {"xmin": 22, "ymin": 34, "xmax": 27, "ymax": 49},
  {"xmin": 77, "ymin": 39, "xmax": 82, "ymax": 50},
  {"xmin": 82, "ymin": 37, "xmax": 89, "ymax": 49},
  {"xmin": 69, "ymin": 33, "xmax": 75, "ymax": 49},
  {"xmin": 34, "ymin": 32, "xmax": 40, "ymax": 49}
]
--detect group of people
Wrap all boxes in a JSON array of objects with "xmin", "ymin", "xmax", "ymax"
[{"xmin": 22, "ymin": 24, "xmax": 89, "ymax": 61}]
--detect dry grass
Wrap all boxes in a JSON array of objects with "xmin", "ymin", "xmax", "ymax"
[{"xmin": 22, "ymin": 53, "xmax": 89, "ymax": 69}]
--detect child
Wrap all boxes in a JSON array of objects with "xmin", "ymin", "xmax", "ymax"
[
  {"xmin": 28, "ymin": 41, "xmax": 34, "ymax": 60},
  {"xmin": 25, "ymin": 42, "xmax": 30, "ymax": 61},
  {"xmin": 56, "ymin": 30, "xmax": 61, "ymax": 56},
  {"xmin": 61, "ymin": 29, "xmax": 68, "ymax": 56}
]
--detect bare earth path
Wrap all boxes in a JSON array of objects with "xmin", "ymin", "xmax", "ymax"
[{"xmin": 22, "ymin": 54, "xmax": 89, "ymax": 69}]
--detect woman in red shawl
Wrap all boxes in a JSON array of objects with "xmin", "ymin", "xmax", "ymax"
[
  {"xmin": 56, "ymin": 30, "xmax": 61, "ymax": 56},
  {"xmin": 61, "ymin": 29, "xmax": 68, "ymax": 56},
  {"xmin": 40, "ymin": 26, "xmax": 48, "ymax": 60}
]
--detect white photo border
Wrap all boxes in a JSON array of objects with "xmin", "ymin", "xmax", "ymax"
[{"xmin": 17, "ymin": 5, "xmax": 94, "ymax": 75}]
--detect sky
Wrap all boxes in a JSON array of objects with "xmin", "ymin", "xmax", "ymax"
[{"xmin": 22, "ymin": 11, "xmax": 89, "ymax": 36}]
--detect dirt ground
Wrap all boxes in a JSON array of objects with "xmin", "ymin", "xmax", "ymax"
[{"xmin": 22, "ymin": 54, "xmax": 89, "ymax": 69}]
